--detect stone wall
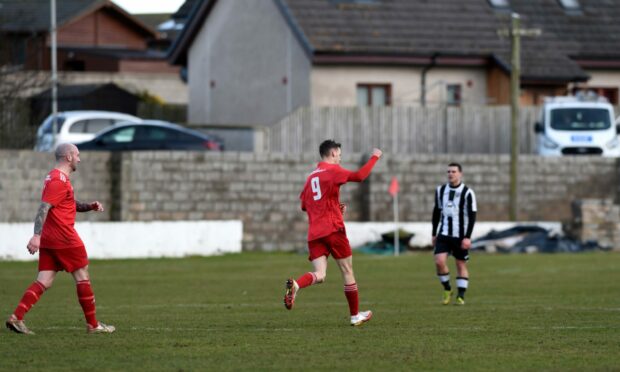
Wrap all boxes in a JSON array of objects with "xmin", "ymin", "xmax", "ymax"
[
  {"xmin": 0, "ymin": 151, "xmax": 112, "ymax": 223},
  {"xmin": 570, "ymin": 199, "xmax": 620, "ymax": 249},
  {"xmin": 1, "ymin": 150, "xmax": 618, "ymax": 251},
  {"xmin": 116, "ymin": 152, "xmax": 365, "ymax": 251},
  {"xmin": 370, "ymin": 154, "xmax": 619, "ymax": 222}
]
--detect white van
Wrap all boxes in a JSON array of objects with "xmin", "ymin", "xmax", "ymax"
[
  {"xmin": 34, "ymin": 111, "xmax": 141, "ymax": 152},
  {"xmin": 534, "ymin": 95, "xmax": 620, "ymax": 156}
]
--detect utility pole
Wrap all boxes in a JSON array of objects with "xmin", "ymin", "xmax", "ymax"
[
  {"xmin": 498, "ymin": 13, "xmax": 541, "ymax": 221},
  {"xmin": 509, "ymin": 13, "xmax": 520, "ymax": 222},
  {"xmin": 51, "ymin": 0, "xmax": 58, "ymax": 146}
]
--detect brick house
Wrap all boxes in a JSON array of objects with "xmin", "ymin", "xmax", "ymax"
[
  {"xmin": 0, "ymin": 0, "xmax": 180, "ymax": 74},
  {"xmin": 169, "ymin": 0, "xmax": 620, "ymax": 126},
  {"xmin": 0, "ymin": 0, "xmax": 190, "ymax": 105}
]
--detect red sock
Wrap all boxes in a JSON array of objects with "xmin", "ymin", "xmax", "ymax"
[
  {"xmin": 76, "ymin": 280, "xmax": 98, "ymax": 328},
  {"xmin": 344, "ymin": 283, "xmax": 359, "ymax": 316},
  {"xmin": 296, "ymin": 272, "xmax": 317, "ymax": 289},
  {"xmin": 13, "ymin": 281, "xmax": 46, "ymax": 320}
]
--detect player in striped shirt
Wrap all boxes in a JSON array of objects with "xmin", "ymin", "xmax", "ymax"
[
  {"xmin": 431, "ymin": 163, "xmax": 477, "ymax": 305},
  {"xmin": 284, "ymin": 140, "xmax": 382, "ymax": 326}
]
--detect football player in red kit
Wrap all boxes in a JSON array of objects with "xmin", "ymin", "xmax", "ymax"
[
  {"xmin": 284, "ymin": 139, "xmax": 382, "ymax": 326},
  {"xmin": 5, "ymin": 143, "xmax": 115, "ymax": 335}
]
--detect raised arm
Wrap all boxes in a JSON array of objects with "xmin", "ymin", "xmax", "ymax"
[
  {"xmin": 27, "ymin": 202, "xmax": 52, "ymax": 254},
  {"xmin": 346, "ymin": 148, "xmax": 382, "ymax": 182}
]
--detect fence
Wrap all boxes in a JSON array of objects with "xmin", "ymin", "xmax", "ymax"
[{"xmin": 266, "ymin": 105, "xmax": 541, "ymax": 154}]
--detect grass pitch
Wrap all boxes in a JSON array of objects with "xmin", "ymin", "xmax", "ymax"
[{"xmin": 1, "ymin": 252, "xmax": 619, "ymax": 371}]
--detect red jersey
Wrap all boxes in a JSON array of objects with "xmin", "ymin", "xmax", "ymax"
[
  {"xmin": 40, "ymin": 169, "xmax": 84, "ymax": 249},
  {"xmin": 300, "ymin": 156, "xmax": 379, "ymax": 241}
]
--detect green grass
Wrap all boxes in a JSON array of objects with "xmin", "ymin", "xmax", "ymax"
[{"xmin": 1, "ymin": 252, "xmax": 619, "ymax": 371}]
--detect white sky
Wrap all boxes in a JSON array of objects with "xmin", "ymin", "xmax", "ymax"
[{"xmin": 112, "ymin": 0, "xmax": 187, "ymax": 14}]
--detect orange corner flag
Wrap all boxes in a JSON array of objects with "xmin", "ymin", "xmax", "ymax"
[{"xmin": 388, "ymin": 176, "xmax": 399, "ymax": 197}]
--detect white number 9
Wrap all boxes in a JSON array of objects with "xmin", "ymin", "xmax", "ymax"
[{"xmin": 311, "ymin": 176, "xmax": 322, "ymax": 200}]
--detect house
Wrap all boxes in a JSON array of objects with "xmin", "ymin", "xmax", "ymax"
[
  {"xmin": 134, "ymin": 13, "xmax": 175, "ymax": 51},
  {"xmin": 135, "ymin": 0, "xmax": 202, "ymax": 55},
  {"xmin": 0, "ymin": 0, "xmax": 188, "ymax": 105},
  {"xmin": 0, "ymin": 0, "xmax": 179, "ymax": 73},
  {"xmin": 169, "ymin": 0, "xmax": 620, "ymax": 127}
]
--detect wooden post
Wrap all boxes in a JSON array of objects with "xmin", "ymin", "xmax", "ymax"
[{"xmin": 509, "ymin": 13, "xmax": 520, "ymax": 221}]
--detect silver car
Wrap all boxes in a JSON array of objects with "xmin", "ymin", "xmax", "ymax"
[{"xmin": 34, "ymin": 110, "xmax": 141, "ymax": 152}]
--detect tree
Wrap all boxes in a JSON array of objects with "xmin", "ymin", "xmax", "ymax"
[{"xmin": 0, "ymin": 9, "xmax": 49, "ymax": 149}]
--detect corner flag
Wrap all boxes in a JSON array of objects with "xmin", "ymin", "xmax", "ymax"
[
  {"xmin": 388, "ymin": 176, "xmax": 399, "ymax": 197},
  {"xmin": 389, "ymin": 176, "xmax": 400, "ymax": 256}
]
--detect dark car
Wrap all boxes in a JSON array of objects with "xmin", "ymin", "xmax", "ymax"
[{"xmin": 77, "ymin": 121, "xmax": 223, "ymax": 151}]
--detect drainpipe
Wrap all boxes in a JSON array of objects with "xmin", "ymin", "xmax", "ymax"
[{"xmin": 420, "ymin": 53, "xmax": 439, "ymax": 107}]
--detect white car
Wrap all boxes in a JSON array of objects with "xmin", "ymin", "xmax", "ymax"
[
  {"xmin": 34, "ymin": 111, "xmax": 141, "ymax": 152},
  {"xmin": 534, "ymin": 95, "xmax": 620, "ymax": 156}
]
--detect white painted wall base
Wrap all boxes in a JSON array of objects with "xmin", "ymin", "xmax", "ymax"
[
  {"xmin": 345, "ymin": 222, "xmax": 562, "ymax": 248},
  {"xmin": 0, "ymin": 221, "xmax": 242, "ymax": 261}
]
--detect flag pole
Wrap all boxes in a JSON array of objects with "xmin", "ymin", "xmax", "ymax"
[
  {"xmin": 388, "ymin": 176, "xmax": 400, "ymax": 256},
  {"xmin": 393, "ymin": 191, "xmax": 399, "ymax": 256}
]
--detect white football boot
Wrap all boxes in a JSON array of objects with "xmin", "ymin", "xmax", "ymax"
[{"xmin": 350, "ymin": 310, "xmax": 373, "ymax": 326}]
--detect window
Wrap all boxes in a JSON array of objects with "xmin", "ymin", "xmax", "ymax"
[
  {"xmin": 357, "ymin": 84, "xmax": 391, "ymax": 106},
  {"xmin": 446, "ymin": 84, "xmax": 462, "ymax": 106},
  {"xmin": 558, "ymin": 0, "xmax": 580, "ymax": 10},
  {"xmin": 64, "ymin": 60, "xmax": 85, "ymax": 71},
  {"xmin": 557, "ymin": 0, "xmax": 582, "ymax": 14},
  {"xmin": 69, "ymin": 119, "xmax": 115, "ymax": 134},
  {"xmin": 488, "ymin": 0, "xmax": 510, "ymax": 9},
  {"xmin": 11, "ymin": 37, "xmax": 27, "ymax": 65},
  {"xmin": 142, "ymin": 127, "xmax": 175, "ymax": 141},
  {"xmin": 68, "ymin": 120, "xmax": 87, "ymax": 133},
  {"xmin": 86, "ymin": 119, "xmax": 114, "ymax": 134},
  {"xmin": 550, "ymin": 108, "xmax": 611, "ymax": 131},
  {"xmin": 41, "ymin": 116, "xmax": 66, "ymax": 134},
  {"xmin": 102, "ymin": 127, "xmax": 136, "ymax": 143}
]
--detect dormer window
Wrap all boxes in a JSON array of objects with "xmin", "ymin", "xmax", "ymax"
[
  {"xmin": 488, "ymin": 0, "xmax": 510, "ymax": 10},
  {"xmin": 558, "ymin": 0, "xmax": 580, "ymax": 9},
  {"xmin": 558, "ymin": 0, "xmax": 582, "ymax": 14}
]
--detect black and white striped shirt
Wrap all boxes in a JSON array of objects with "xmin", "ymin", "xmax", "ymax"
[{"xmin": 432, "ymin": 183, "xmax": 477, "ymax": 239}]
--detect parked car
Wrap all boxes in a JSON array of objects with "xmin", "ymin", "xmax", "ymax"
[
  {"xmin": 77, "ymin": 121, "xmax": 223, "ymax": 151},
  {"xmin": 35, "ymin": 111, "xmax": 142, "ymax": 151},
  {"xmin": 534, "ymin": 95, "xmax": 620, "ymax": 156}
]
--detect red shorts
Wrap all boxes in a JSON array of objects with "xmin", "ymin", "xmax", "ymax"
[
  {"xmin": 39, "ymin": 246, "xmax": 89, "ymax": 273},
  {"xmin": 308, "ymin": 230, "xmax": 352, "ymax": 261}
]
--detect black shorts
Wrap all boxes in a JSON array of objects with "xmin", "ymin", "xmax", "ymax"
[{"xmin": 434, "ymin": 235, "xmax": 470, "ymax": 261}]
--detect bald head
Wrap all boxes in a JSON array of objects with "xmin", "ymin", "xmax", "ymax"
[
  {"xmin": 54, "ymin": 143, "xmax": 80, "ymax": 173},
  {"xmin": 55, "ymin": 143, "xmax": 77, "ymax": 161}
]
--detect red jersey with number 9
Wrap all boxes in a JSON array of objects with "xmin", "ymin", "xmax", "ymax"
[
  {"xmin": 300, "ymin": 162, "xmax": 352, "ymax": 241},
  {"xmin": 40, "ymin": 169, "xmax": 84, "ymax": 249}
]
